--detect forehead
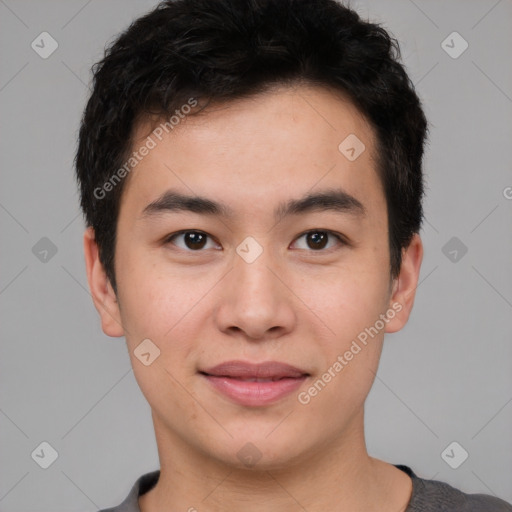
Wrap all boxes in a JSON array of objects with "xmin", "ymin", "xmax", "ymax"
[{"xmin": 120, "ymin": 84, "xmax": 383, "ymax": 219}]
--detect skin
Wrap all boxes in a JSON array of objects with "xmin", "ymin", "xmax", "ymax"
[{"xmin": 84, "ymin": 84, "xmax": 423, "ymax": 511}]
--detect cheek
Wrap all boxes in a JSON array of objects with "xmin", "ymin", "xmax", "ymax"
[
  {"xmin": 303, "ymin": 260, "xmax": 390, "ymax": 339},
  {"xmin": 115, "ymin": 247, "xmax": 196, "ymax": 346},
  {"xmin": 300, "ymin": 270, "xmax": 389, "ymax": 410}
]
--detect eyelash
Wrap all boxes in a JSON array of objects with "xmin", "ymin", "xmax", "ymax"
[{"xmin": 163, "ymin": 229, "xmax": 348, "ymax": 253}]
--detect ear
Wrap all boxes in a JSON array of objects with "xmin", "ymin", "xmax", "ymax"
[
  {"xmin": 83, "ymin": 226, "xmax": 125, "ymax": 337},
  {"xmin": 385, "ymin": 233, "xmax": 423, "ymax": 333}
]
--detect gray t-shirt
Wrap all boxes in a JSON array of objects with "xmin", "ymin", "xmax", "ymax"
[{"xmin": 99, "ymin": 464, "xmax": 512, "ymax": 511}]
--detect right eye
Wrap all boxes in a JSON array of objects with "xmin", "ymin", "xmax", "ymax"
[{"xmin": 164, "ymin": 230, "xmax": 221, "ymax": 251}]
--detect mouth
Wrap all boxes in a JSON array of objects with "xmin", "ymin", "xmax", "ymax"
[
  {"xmin": 201, "ymin": 376, "xmax": 295, "ymax": 382},
  {"xmin": 201, "ymin": 360, "xmax": 309, "ymax": 379},
  {"xmin": 199, "ymin": 360, "xmax": 310, "ymax": 406}
]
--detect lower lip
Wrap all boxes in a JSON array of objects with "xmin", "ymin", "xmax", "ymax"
[{"xmin": 202, "ymin": 374, "xmax": 308, "ymax": 406}]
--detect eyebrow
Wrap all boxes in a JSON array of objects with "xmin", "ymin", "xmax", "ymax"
[{"xmin": 140, "ymin": 187, "xmax": 366, "ymax": 221}]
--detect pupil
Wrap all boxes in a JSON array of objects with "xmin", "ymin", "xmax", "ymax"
[
  {"xmin": 186, "ymin": 232, "xmax": 206, "ymax": 250},
  {"xmin": 308, "ymin": 232, "xmax": 327, "ymax": 250}
]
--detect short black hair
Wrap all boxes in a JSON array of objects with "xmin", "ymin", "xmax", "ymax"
[{"xmin": 75, "ymin": 0, "xmax": 428, "ymax": 295}]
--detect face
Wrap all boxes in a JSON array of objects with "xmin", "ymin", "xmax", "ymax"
[{"xmin": 84, "ymin": 84, "xmax": 422, "ymax": 470}]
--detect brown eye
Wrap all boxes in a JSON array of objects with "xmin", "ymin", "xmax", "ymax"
[
  {"xmin": 306, "ymin": 231, "xmax": 328, "ymax": 250},
  {"xmin": 165, "ymin": 231, "xmax": 219, "ymax": 251},
  {"xmin": 292, "ymin": 230, "xmax": 345, "ymax": 251},
  {"xmin": 183, "ymin": 232, "xmax": 207, "ymax": 249}
]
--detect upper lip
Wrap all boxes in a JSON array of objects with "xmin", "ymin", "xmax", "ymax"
[{"xmin": 200, "ymin": 360, "xmax": 309, "ymax": 379}]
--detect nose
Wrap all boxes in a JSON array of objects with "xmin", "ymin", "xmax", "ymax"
[{"xmin": 213, "ymin": 246, "xmax": 297, "ymax": 342}]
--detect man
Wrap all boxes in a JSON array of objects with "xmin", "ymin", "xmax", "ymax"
[{"xmin": 75, "ymin": 0, "xmax": 512, "ymax": 510}]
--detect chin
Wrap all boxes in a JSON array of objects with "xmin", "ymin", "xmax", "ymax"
[{"xmin": 210, "ymin": 430, "xmax": 313, "ymax": 472}]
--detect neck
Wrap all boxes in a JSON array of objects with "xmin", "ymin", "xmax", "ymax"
[{"xmin": 139, "ymin": 408, "xmax": 412, "ymax": 512}]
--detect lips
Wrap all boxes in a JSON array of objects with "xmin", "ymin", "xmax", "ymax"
[
  {"xmin": 201, "ymin": 360, "xmax": 308, "ymax": 380},
  {"xmin": 200, "ymin": 360, "xmax": 309, "ymax": 406}
]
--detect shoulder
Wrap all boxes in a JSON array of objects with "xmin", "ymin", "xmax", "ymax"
[
  {"xmin": 396, "ymin": 465, "xmax": 512, "ymax": 512},
  {"xmin": 97, "ymin": 470, "xmax": 160, "ymax": 512}
]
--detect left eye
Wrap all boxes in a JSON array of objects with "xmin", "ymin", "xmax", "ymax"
[{"xmin": 291, "ymin": 230, "xmax": 345, "ymax": 251}]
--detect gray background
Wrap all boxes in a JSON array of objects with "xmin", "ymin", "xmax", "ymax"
[{"xmin": 0, "ymin": 0, "xmax": 511, "ymax": 510}]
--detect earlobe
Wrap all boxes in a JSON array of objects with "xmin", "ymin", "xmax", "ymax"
[
  {"xmin": 83, "ymin": 227, "xmax": 125, "ymax": 338},
  {"xmin": 385, "ymin": 233, "xmax": 424, "ymax": 334}
]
